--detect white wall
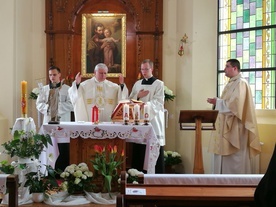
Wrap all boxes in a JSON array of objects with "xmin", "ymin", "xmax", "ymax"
[
  {"xmin": 163, "ymin": 0, "xmax": 217, "ymax": 173},
  {"xmin": 0, "ymin": 0, "xmax": 46, "ymax": 139}
]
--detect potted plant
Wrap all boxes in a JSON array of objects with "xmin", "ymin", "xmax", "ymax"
[
  {"xmin": 164, "ymin": 86, "xmax": 176, "ymax": 102},
  {"xmin": 59, "ymin": 162, "xmax": 94, "ymax": 195},
  {"xmin": 91, "ymin": 144, "xmax": 124, "ymax": 194},
  {"xmin": 118, "ymin": 168, "xmax": 144, "ymax": 185},
  {"xmin": 0, "ymin": 160, "xmax": 15, "ymax": 174},
  {"xmin": 24, "ymin": 163, "xmax": 60, "ymax": 202},
  {"xmin": 1, "ymin": 129, "xmax": 52, "ymax": 160},
  {"xmin": 164, "ymin": 150, "xmax": 182, "ymax": 173}
]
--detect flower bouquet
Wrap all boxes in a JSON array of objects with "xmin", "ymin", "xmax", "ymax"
[
  {"xmin": 29, "ymin": 87, "xmax": 39, "ymax": 100},
  {"xmin": 164, "ymin": 86, "xmax": 176, "ymax": 102},
  {"xmin": 60, "ymin": 163, "xmax": 94, "ymax": 194},
  {"xmin": 164, "ymin": 150, "xmax": 182, "ymax": 166},
  {"xmin": 118, "ymin": 168, "xmax": 144, "ymax": 185},
  {"xmin": 91, "ymin": 144, "xmax": 124, "ymax": 193}
]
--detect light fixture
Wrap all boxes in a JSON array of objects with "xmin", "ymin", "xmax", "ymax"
[{"xmin": 178, "ymin": 33, "xmax": 188, "ymax": 56}]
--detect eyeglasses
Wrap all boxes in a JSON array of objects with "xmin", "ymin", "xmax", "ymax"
[{"xmin": 141, "ymin": 68, "xmax": 151, "ymax": 71}]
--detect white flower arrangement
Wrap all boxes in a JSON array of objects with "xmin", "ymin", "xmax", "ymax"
[
  {"xmin": 29, "ymin": 87, "xmax": 39, "ymax": 100},
  {"xmin": 118, "ymin": 168, "xmax": 144, "ymax": 184},
  {"xmin": 164, "ymin": 150, "xmax": 182, "ymax": 166},
  {"xmin": 164, "ymin": 86, "xmax": 176, "ymax": 102},
  {"xmin": 60, "ymin": 163, "xmax": 94, "ymax": 194}
]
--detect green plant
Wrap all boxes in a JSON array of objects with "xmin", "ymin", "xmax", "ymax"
[
  {"xmin": 24, "ymin": 163, "xmax": 60, "ymax": 193},
  {"xmin": 60, "ymin": 163, "xmax": 94, "ymax": 194},
  {"xmin": 164, "ymin": 86, "xmax": 176, "ymax": 102},
  {"xmin": 29, "ymin": 87, "xmax": 39, "ymax": 100},
  {"xmin": 164, "ymin": 150, "xmax": 182, "ymax": 166},
  {"xmin": 2, "ymin": 130, "xmax": 52, "ymax": 159},
  {"xmin": 0, "ymin": 160, "xmax": 15, "ymax": 174},
  {"xmin": 91, "ymin": 144, "xmax": 124, "ymax": 193},
  {"xmin": 125, "ymin": 168, "xmax": 143, "ymax": 184}
]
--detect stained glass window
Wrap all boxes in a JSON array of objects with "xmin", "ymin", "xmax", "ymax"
[{"xmin": 218, "ymin": 0, "xmax": 276, "ymax": 109}]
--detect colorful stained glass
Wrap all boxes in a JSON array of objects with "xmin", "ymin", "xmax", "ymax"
[{"xmin": 218, "ymin": 0, "xmax": 276, "ymax": 109}]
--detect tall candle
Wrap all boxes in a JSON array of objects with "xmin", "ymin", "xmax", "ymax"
[
  {"xmin": 91, "ymin": 105, "xmax": 99, "ymax": 123},
  {"xmin": 123, "ymin": 104, "xmax": 129, "ymax": 121},
  {"xmin": 134, "ymin": 104, "xmax": 140, "ymax": 121},
  {"xmin": 144, "ymin": 104, "xmax": 149, "ymax": 121},
  {"xmin": 21, "ymin": 81, "xmax": 28, "ymax": 118}
]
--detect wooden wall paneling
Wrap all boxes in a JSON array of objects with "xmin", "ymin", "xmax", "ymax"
[{"xmin": 45, "ymin": 0, "xmax": 163, "ymax": 89}]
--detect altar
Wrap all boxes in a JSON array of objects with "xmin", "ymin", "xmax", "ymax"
[{"xmin": 40, "ymin": 122, "xmax": 160, "ymax": 174}]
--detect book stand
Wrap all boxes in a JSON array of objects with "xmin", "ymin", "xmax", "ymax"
[{"xmin": 179, "ymin": 110, "xmax": 218, "ymax": 174}]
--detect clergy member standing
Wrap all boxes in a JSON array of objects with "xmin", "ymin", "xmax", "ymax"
[
  {"xmin": 36, "ymin": 66, "xmax": 73, "ymax": 124},
  {"xmin": 129, "ymin": 59, "xmax": 165, "ymax": 173},
  {"xmin": 207, "ymin": 58, "xmax": 261, "ymax": 174},
  {"xmin": 69, "ymin": 63, "xmax": 128, "ymax": 122}
]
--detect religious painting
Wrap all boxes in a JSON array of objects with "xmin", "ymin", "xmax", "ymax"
[{"xmin": 81, "ymin": 13, "xmax": 126, "ymax": 78}]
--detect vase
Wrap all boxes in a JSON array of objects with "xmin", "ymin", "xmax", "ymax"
[
  {"xmin": 165, "ymin": 165, "xmax": 176, "ymax": 174},
  {"xmin": 17, "ymin": 157, "xmax": 35, "ymax": 164},
  {"xmin": 32, "ymin": 192, "xmax": 44, "ymax": 202}
]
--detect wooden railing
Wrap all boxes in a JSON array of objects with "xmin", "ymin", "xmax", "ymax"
[{"xmin": 117, "ymin": 171, "xmax": 258, "ymax": 207}]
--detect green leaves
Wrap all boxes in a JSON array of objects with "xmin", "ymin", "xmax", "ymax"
[
  {"xmin": 2, "ymin": 130, "xmax": 52, "ymax": 159},
  {"xmin": 91, "ymin": 144, "xmax": 124, "ymax": 193}
]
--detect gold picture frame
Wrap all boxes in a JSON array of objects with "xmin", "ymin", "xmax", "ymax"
[{"xmin": 81, "ymin": 13, "xmax": 126, "ymax": 78}]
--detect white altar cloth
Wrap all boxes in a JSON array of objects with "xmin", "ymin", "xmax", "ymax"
[
  {"xmin": 144, "ymin": 174, "xmax": 264, "ymax": 185},
  {"xmin": 40, "ymin": 122, "xmax": 160, "ymax": 174}
]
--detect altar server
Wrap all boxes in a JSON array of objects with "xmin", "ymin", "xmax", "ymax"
[
  {"xmin": 36, "ymin": 66, "xmax": 73, "ymax": 124},
  {"xmin": 129, "ymin": 59, "xmax": 165, "ymax": 173},
  {"xmin": 69, "ymin": 63, "xmax": 128, "ymax": 122}
]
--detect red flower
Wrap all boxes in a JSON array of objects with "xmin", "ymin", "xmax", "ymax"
[
  {"xmin": 121, "ymin": 149, "xmax": 125, "ymax": 157},
  {"xmin": 94, "ymin": 145, "xmax": 104, "ymax": 154}
]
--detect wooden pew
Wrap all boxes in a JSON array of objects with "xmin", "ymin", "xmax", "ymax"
[
  {"xmin": 0, "ymin": 175, "xmax": 18, "ymax": 207},
  {"xmin": 117, "ymin": 172, "xmax": 261, "ymax": 207}
]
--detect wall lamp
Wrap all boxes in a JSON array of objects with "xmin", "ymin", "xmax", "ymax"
[{"xmin": 178, "ymin": 33, "xmax": 188, "ymax": 56}]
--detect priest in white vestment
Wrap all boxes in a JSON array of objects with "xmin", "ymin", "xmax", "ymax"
[
  {"xmin": 129, "ymin": 59, "xmax": 165, "ymax": 173},
  {"xmin": 207, "ymin": 59, "xmax": 261, "ymax": 174},
  {"xmin": 68, "ymin": 63, "xmax": 128, "ymax": 122}
]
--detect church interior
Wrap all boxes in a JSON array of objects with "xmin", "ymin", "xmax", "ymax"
[{"xmin": 0, "ymin": 0, "xmax": 275, "ymax": 206}]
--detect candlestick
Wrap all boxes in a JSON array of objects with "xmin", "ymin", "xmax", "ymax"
[
  {"xmin": 21, "ymin": 81, "xmax": 28, "ymax": 118},
  {"xmin": 123, "ymin": 104, "xmax": 129, "ymax": 125},
  {"xmin": 134, "ymin": 104, "xmax": 140, "ymax": 125},
  {"xmin": 144, "ymin": 104, "xmax": 149, "ymax": 125}
]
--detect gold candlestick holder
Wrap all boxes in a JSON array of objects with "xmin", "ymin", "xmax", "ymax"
[
  {"xmin": 144, "ymin": 119, "xmax": 149, "ymax": 125},
  {"xmin": 123, "ymin": 119, "xmax": 129, "ymax": 125},
  {"xmin": 134, "ymin": 119, "xmax": 140, "ymax": 125}
]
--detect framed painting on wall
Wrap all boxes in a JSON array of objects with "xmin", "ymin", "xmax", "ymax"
[{"xmin": 81, "ymin": 13, "xmax": 126, "ymax": 78}]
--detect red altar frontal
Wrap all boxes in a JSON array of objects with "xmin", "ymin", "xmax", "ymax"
[{"xmin": 40, "ymin": 122, "xmax": 160, "ymax": 174}]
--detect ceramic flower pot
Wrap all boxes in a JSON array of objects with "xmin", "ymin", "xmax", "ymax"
[{"xmin": 32, "ymin": 192, "xmax": 44, "ymax": 202}]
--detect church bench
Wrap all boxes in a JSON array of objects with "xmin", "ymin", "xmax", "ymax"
[
  {"xmin": 0, "ymin": 175, "xmax": 18, "ymax": 207},
  {"xmin": 117, "ymin": 172, "xmax": 263, "ymax": 207}
]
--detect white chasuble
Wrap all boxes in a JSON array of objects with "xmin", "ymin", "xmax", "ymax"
[
  {"xmin": 208, "ymin": 74, "xmax": 261, "ymax": 174},
  {"xmin": 69, "ymin": 77, "xmax": 128, "ymax": 122}
]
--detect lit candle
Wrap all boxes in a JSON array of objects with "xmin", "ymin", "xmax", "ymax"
[
  {"xmin": 21, "ymin": 81, "xmax": 28, "ymax": 118},
  {"xmin": 144, "ymin": 104, "xmax": 149, "ymax": 121},
  {"xmin": 123, "ymin": 104, "xmax": 129, "ymax": 121},
  {"xmin": 134, "ymin": 104, "xmax": 140, "ymax": 121},
  {"xmin": 91, "ymin": 105, "xmax": 99, "ymax": 123}
]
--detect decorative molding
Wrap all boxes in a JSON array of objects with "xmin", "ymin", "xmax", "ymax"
[
  {"xmin": 140, "ymin": 0, "xmax": 153, "ymax": 13},
  {"xmin": 55, "ymin": 0, "xmax": 68, "ymax": 12}
]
